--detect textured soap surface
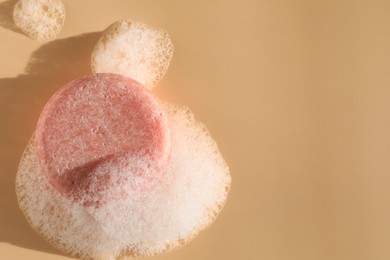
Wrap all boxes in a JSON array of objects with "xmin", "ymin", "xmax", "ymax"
[{"xmin": 34, "ymin": 73, "xmax": 171, "ymax": 206}]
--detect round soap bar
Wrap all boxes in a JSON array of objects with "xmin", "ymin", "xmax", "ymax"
[{"xmin": 34, "ymin": 73, "xmax": 171, "ymax": 206}]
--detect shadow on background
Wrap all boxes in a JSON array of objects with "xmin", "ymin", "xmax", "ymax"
[
  {"xmin": 0, "ymin": 32, "xmax": 102, "ymax": 256},
  {"xmin": 0, "ymin": 0, "xmax": 24, "ymax": 35}
]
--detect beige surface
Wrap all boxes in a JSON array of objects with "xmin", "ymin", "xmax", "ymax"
[{"xmin": 1, "ymin": 0, "xmax": 390, "ymax": 259}]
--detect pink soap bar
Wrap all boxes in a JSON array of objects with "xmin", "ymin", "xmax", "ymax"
[{"xmin": 35, "ymin": 73, "xmax": 170, "ymax": 206}]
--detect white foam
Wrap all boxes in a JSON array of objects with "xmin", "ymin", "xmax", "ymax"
[
  {"xmin": 13, "ymin": 0, "xmax": 65, "ymax": 40},
  {"xmin": 16, "ymin": 104, "xmax": 231, "ymax": 258},
  {"xmin": 91, "ymin": 19, "xmax": 174, "ymax": 89}
]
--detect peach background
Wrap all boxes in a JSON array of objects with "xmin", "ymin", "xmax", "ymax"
[{"xmin": 1, "ymin": 0, "xmax": 390, "ymax": 259}]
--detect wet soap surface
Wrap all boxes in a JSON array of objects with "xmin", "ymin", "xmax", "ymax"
[{"xmin": 35, "ymin": 73, "xmax": 171, "ymax": 207}]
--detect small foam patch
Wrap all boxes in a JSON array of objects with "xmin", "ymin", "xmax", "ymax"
[
  {"xmin": 16, "ymin": 103, "xmax": 231, "ymax": 259},
  {"xmin": 13, "ymin": 0, "xmax": 65, "ymax": 40},
  {"xmin": 91, "ymin": 19, "xmax": 174, "ymax": 89}
]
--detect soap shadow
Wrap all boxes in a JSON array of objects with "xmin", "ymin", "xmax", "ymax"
[
  {"xmin": 0, "ymin": 32, "xmax": 102, "ymax": 256},
  {"xmin": 0, "ymin": 0, "xmax": 23, "ymax": 34}
]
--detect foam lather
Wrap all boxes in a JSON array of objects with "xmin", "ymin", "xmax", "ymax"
[
  {"xmin": 16, "ymin": 101, "xmax": 231, "ymax": 259},
  {"xmin": 15, "ymin": 17, "xmax": 230, "ymax": 258},
  {"xmin": 91, "ymin": 19, "xmax": 174, "ymax": 89},
  {"xmin": 13, "ymin": 0, "xmax": 65, "ymax": 40}
]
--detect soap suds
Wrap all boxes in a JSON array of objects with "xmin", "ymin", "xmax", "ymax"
[
  {"xmin": 13, "ymin": 0, "xmax": 65, "ymax": 40},
  {"xmin": 91, "ymin": 19, "xmax": 174, "ymax": 89},
  {"xmin": 16, "ymin": 103, "xmax": 231, "ymax": 259}
]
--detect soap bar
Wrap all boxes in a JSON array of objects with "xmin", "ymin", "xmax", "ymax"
[{"xmin": 34, "ymin": 73, "xmax": 171, "ymax": 206}]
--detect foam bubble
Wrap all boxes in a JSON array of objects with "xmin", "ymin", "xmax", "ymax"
[
  {"xmin": 91, "ymin": 19, "xmax": 174, "ymax": 89},
  {"xmin": 13, "ymin": 0, "xmax": 65, "ymax": 40},
  {"xmin": 16, "ymin": 103, "xmax": 231, "ymax": 258}
]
